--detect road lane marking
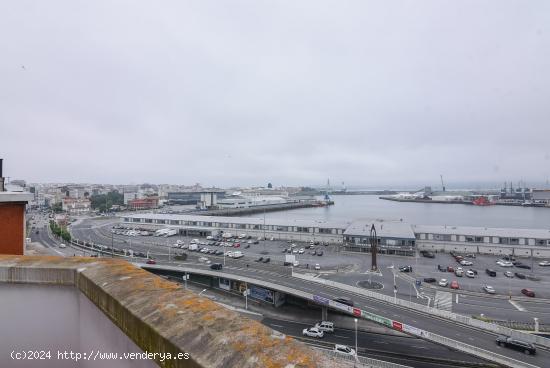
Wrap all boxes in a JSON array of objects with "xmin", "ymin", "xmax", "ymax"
[
  {"xmin": 509, "ymin": 300, "xmax": 526, "ymax": 312},
  {"xmin": 334, "ymin": 335, "xmax": 349, "ymax": 339},
  {"xmin": 270, "ymin": 324, "xmax": 283, "ymax": 328}
]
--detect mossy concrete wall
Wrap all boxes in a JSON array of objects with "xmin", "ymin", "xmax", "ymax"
[{"xmin": 0, "ymin": 255, "xmax": 350, "ymax": 368}]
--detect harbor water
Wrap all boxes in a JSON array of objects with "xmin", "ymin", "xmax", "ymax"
[{"xmin": 249, "ymin": 195, "xmax": 550, "ymax": 229}]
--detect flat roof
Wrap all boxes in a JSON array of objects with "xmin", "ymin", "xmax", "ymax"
[
  {"xmin": 124, "ymin": 213, "xmax": 352, "ymax": 229},
  {"xmin": 413, "ymin": 224, "xmax": 550, "ymax": 239},
  {"xmin": 0, "ymin": 191, "xmax": 34, "ymax": 203},
  {"xmin": 344, "ymin": 220, "xmax": 416, "ymax": 239}
]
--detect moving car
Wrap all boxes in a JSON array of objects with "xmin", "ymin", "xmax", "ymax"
[
  {"xmin": 460, "ymin": 260, "xmax": 473, "ymax": 266},
  {"xmin": 423, "ymin": 277, "xmax": 437, "ymax": 283},
  {"xmin": 298, "ymin": 248, "xmax": 305, "ymax": 254},
  {"xmin": 538, "ymin": 260, "xmax": 550, "ymax": 267},
  {"xmin": 314, "ymin": 264, "xmax": 321, "ymax": 270},
  {"xmin": 438, "ymin": 279, "xmax": 449, "ymax": 287},
  {"xmin": 399, "ymin": 265, "xmax": 413, "ymax": 273},
  {"xmin": 515, "ymin": 272, "xmax": 526, "ymax": 279},
  {"xmin": 485, "ymin": 269, "xmax": 497, "ymax": 277},
  {"xmin": 437, "ymin": 264, "xmax": 447, "ymax": 272},
  {"xmin": 454, "ymin": 267, "xmax": 464, "ymax": 277},
  {"xmin": 255, "ymin": 257, "xmax": 263, "ymax": 262},
  {"xmin": 521, "ymin": 288, "xmax": 535, "ymax": 297},
  {"xmin": 317, "ymin": 250, "xmax": 323, "ymax": 256},
  {"xmin": 293, "ymin": 260, "xmax": 299, "ymax": 267},
  {"xmin": 496, "ymin": 336, "xmax": 536, "ymax": 355},
  {"xmin": 450, "ymin": 280, "xmax": 460, "ymax": 289},
  {"xmin": 515, "ymin": 263, "xmax": 531, "ymax": 270},
  {"xmin": 334, "ymin": 344, "xmax": 355, "ymax": 356},
  {"xmin": 262, "ymin": 257, "xmax": 270, "ymax": 263},
  {"xmin": 504, "ymin": 271, "xmax": 514, "ymax": 278},
  {"xmin": 483, "ymin": 285, "xmax": 496, "ymax": 294},
  {"xmin": 302, "ymin": 327, "xmax": 324, "ymax": 338},
  {"xmin": 146, "ymin": 259, "xmax": 156, "ymax": 265},
  {"xmin": 466, "ymin": 270, "xmax": 475, "ymax": 278},
  {"xmin": 59, "ymin": 243, "xmax": 66, "ymax": 248},
  {"xmin": 210, "ymin": 263, "xmax": 223, "ymax": 270},
  {"xmin": 315, "ymin": 321, "xmax": 334, "ymax": 333},
  {"xmin": 333, "ymin": 297, "xmax": 354, "ymax": 307}
]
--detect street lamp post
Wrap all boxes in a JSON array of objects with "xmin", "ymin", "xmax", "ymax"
[{"xmin": 354, "ymin": 318, "xmax": 358, "ymax": 361}]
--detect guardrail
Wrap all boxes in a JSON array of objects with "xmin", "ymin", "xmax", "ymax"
[
  {"xmin": 313, "ymin": 347, "xmax": 411, "ymax": 368},
  {"xmin": 154, "ymin": 265, "xmax": 540, "ymax": 368},
  {"xmin": 293, "ymin": 271, "xmax": 550, "ymax": 350}
]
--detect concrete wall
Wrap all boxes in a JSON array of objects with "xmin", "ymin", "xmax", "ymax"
[
  {"xmin": 0, "ymin": 202, "xmax": 25, "ymax": 255},
  {"xmin": 0, "ymin": 256, "xmax": 348, "ymax": 368}
]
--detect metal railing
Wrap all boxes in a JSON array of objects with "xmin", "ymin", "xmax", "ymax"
[
  {"xmin": 293, "ymin": 272, "xmax": 550, "ymax": 350},
  {"xmin": 313, "ymin": 347, "xmax": 411, "ymax": 368}
]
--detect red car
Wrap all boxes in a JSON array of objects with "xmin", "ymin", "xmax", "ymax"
[
  {"xmin": 450, "ymin": 280, "xmax": 460, "ymax": 290},
  {"xmin": 146, "ymin": 259, "xmax": 156, "ymax": 265},
  {"xmin": 521, "ymin": 288, "xmax": 535, "ymax": 297},
  {"xmin": 447, "ymin": 266, "xmax": 455, "ymax": 272},
  {"xmin": 233, "ymin": 243, "xmax": 240, "ymax": 248}
]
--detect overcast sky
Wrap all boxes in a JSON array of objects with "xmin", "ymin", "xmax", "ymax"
[{"xmin": 1, "ymin": 1, "xmax": 549, "ymax": 188}]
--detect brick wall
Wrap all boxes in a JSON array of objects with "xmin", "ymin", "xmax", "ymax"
[{"xmin": 0, "ymin": 203, "xmax": 25, "ymax": 255}]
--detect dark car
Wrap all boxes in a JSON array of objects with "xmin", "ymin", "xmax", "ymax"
[
  {"xmin": 35, "ymin": 230, "xmax": 40, "ymax": 234},
  {"xmin": 515, "ymin": 272, "xmax": 526, "ymax": 279},
  {"xmin": 262, "ymin": 257, "xmax": 271, "ymax": 263},
  {"xmin": 421, "ymin": 250, "xmax": 435, "ymax": 258},
  {"xmin": 496, "ymin": 336, "xmax": 536, "ymax": 355},
  {"xmin": 281, "ymin": 248, "xmax": 287, "ymax": 253},
  {"xmin": 333, "ymin": 297, "xmax": 354, "ymax": 307},
  {"xmin": 215, "ymin": 250, "xmax": 224, "ymax": 255},
  {"xmin": 317, "ymin": 251, "xmax": 323, "ymax": 256},
  {"xmin": 423, "ymin": 277, "xmax": 437, "ymax": 283},
  {"xmin": 515, "ymin": 263, "xmax": 531, "ymax": 270},
  {"xmin": 283, "ymin": 261, "xmax": 292, "ymax": 266},
  {"xmin": 255, "ymin": 257, "xmax": 264, "ymax": 262},
  {"xmin": 253, "ymin": 240, "xmax": 259, "ymax": 244},
  {"xmin": 210, "ymin": 263, "xmax": 223, "ymax": 270},
  {"xmin": 437, "ymin": 264, "xmax": 447, "ymax": 272},
  {"xmin": 503, "ymin": 255, "xmax": 516, "ymax": 261},
  {"xmin": 521, "ymin": 288, "xmax": 535, "ymax": 297},
  {"xmin": 399, "ymin": 265, "xmax": 413, "ymax": 273},
  {"xmin": 485, "ymin": 269, "xmax": 496, "ymax": 277}
]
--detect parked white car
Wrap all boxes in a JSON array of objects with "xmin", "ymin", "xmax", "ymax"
[
  {"xmin": 438, "ymin": 278, "xmax": 449, "ymax": 287},
  {"xmin": 460, "ymin": 260, "xmax": 473, "ymax": 266},
  {"xmin": 298, "ymin": 248, "xmax": 305, "ymax": 254},
  {"xmin": 483, "ymin": 285, "xmax": 496, "ymax": 294},
  {"xmin": 334, "ymin": 344, "xmax": 355, "ymax": 356},
  {"xmin": 496, "ymin": 260, "xmax": 513, "ymax": 267},
  {"xmin": 466, "ymin": 270, "xmax": 475, "ymax": 278},
  {"xmin": 314, "ymin": 264, "xmax": 321, "ymax": 270},
  {"xmin": 302, "ymin": 327, "xmax": 324, "ymax": 338},
  {"xmin": 539, "ymin": 260, "xmax": 550, "ymax": 267}
]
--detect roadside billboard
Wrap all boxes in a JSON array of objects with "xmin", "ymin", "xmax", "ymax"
[{"xmin": 250, "ymin": 285, "xmax": 274, "ymax": 304}]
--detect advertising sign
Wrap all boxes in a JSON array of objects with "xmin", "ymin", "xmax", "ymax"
[
  {"xmin": 313, "ymin": 295, "xmax": 329, "ymax": 305},
  {"xmin": 352, "ymin": 308, "xmax": 361, "ymax": 317},
  {"xmin": 218, "ymin": 278, "xmax": 230, "ymax": 291},
  {"xmin": 402, "ymin": 324, "xmax": 423, "ymax": 336},
  {"xmin": 249, "ymin": 285, "xmax": 274, "ymax": 304},
  {"xmin": 361, "ymin": 311, "xmax": 393, "ymax": 327},
  {"xmin": 392, "ymin": 321, "xmax": 403, "ymax": 331}
]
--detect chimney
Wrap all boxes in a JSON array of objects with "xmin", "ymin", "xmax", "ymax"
[{"xmin": 0, "ymin": 158, "xmax": 4, "ymax": 191}]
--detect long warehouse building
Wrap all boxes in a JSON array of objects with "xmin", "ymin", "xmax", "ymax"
[{"xmin": 122, "ymin": 214, "xmax": 550, "ymax": 257}]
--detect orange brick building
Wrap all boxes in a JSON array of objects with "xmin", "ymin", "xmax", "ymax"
[{"xmin": 0, "ymin": 192, "xmax": 33, "ymax": 255}]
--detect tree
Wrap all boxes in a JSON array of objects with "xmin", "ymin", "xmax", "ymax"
[
  {"xmin": 267, "ymin": 183, "xmax": 273, "ymax": 189},
  {"xmin": 90, "ymin": 191, "xmax": 123, "ymax": 212},
  {"xmin": 51, "ymin": 202, "xmax": 63, "ymax": 213}
]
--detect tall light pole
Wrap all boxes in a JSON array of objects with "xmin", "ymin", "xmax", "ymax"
[{"xmin": 354, "ymin": 318, "xmax": 358, "ymax": 361}]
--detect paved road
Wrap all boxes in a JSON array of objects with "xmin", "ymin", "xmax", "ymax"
[{"xmin": 262, "ymin": 317, "xmax": 489, "ymax": 368}]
